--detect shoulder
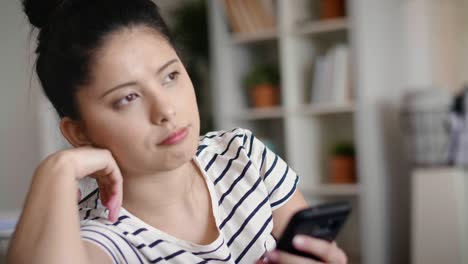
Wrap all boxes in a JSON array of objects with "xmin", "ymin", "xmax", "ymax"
[
  {"xmin": 197, "ymin": 127, "xmax": 256, "ymax": 156},
  {"xmin": 80, "ymin": 216, "xmax": 146, "ymax": 263}
]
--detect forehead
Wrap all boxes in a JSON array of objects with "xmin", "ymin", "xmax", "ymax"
[{"xmin": 89, "ymin": 26, "xmax": 177, "ymax": 80}]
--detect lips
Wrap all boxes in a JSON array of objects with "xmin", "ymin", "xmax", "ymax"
[{"xmin": 158, "ymin": 127, "xmax": 189, "ymax": 145}]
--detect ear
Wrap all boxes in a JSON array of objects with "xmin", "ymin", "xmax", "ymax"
[{"xmin": 59, "ymin": 117, "xmax": 93, "ymax": 147}]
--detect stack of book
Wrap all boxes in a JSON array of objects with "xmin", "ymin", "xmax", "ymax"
[
  {"xmin": 0, "ymin": 216, "xmax": 17, "ymax": 237},
  {"xmin": 223, "ymin": 0, "xmax": 276, "ymax": 34},
  {"xmin": 0, "ymin": 215, "xmax": 17, "ymax": 255},
  {"xmin": 311, "ymin": 44, "xmax": 352, "ymax": 105}
]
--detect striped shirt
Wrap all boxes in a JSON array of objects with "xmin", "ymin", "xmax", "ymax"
[{"xmin": 78, "ymin": 128, "xmax": 299, "ymax": 263}]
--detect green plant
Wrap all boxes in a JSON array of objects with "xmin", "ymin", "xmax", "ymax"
[
  {"xmin": 243, "ymin": 64, "xmax": 280, "ymax": 89},
  {"xmin": 171, "ymin": 0, "xmax": 213, "ymax": 133},
  {"xmin": 331, "ymin": 142, "xmax": 355, "ymax": 156},
  {"xmin": 171, "ymin": 0, "xmax": 209, "ymax": 63}
]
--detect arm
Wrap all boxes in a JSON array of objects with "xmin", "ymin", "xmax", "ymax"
[
  {"xmin": 271, "ymin": 190, "xmax": 308, "ymax": 239},
  {"xmin": 244, "ymin": 129, "xmax": 346, "ymax": 263},
  {"xmin": 7, "ymin": 148, "xmax": 122, "ymax": 264}
]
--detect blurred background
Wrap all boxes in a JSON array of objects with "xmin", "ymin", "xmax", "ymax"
[{"xmin": 1, "ymin": 0, "xmax": 468, "ymax": 263}]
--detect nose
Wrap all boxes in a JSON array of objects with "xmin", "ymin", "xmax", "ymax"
[{"xmin": 149, "ymin": 94, "xmax": 176, "ymax": 126}]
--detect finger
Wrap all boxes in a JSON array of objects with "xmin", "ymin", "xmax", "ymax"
[
  {"xmin": 72, "ymin": 148, "xmax": 118, "ymax": 180},
  {"xmin": 329, "ymin": 242, "xmax": 348, "ymax": 264},
  {"xmin": 96, "ymin": 164, "xmax": 123, "ymax": 222},
  {"xmin": 108, "ymin": 174, "xmax": 123, "ymax": 222},
  {"xmin": 82, "ymin": 149, "xmax": 122, "ymax": 222},
  {"xmin": 293, "ymin": 236, "xmax": 347, "ymax": 263},
  {"xmin": 264, "ymin": 250, "xmax": 279, "ymax": 263},
  {"xmin": 77, "ymin": 188, "xmax": 82, "ymax": 202},
  {"xmin": 254, "ymin": 259, "xmax": 266, "ymax": 264},
  {"xmin": 265, "ymin": 250, "xmax": 324, "ymax": 264}
]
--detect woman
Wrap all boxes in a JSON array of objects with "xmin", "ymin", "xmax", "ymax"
[{"xmin": 8, "ymin": 0, "xmax": 347, "ymax": 263}]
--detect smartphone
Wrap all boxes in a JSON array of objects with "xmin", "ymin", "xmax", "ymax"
[{"xmin": 276, "ymin": 201, "xmax": 351, "ymax": 261}]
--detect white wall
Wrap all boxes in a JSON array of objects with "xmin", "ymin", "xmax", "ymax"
[
  {"xmin": 351, "ymin": 0, "xmax": 410, "ymax": 263},
  {"xmin": 0, "ymin": 1, "xmax": 41, "ymax": 213},
  {"xmin": 352, "ymin": 0, "xmax": 467, "ymax": 263}
]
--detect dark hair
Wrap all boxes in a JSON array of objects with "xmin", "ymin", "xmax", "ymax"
[{"xmin": 22, "ymin": 0, "xmax": 175, "ymax": 119}]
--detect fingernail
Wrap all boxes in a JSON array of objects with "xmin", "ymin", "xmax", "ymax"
[
  {"xmin": 293, "ymin": 235, "xmax": 306, "ymax": 249},
  {"xmin": 266, "ymin": 250, "xmax": 279, "ymax": 262}
]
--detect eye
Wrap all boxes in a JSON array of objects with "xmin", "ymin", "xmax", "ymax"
[
  {"xmin": 163, "ymin": 71, "xmax": 180, "ymax": 84},
  {"xmin": 114, "ymin": 93, "xmax": 139, "ymax": 107}
]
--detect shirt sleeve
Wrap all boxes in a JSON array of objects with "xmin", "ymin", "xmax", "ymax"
[
  {"xmin": 244, "ymin": 129, "xmax": 300, "ymax": 210},
  {"xmin": 80, "ymin": 224, "xmax": 144, "ymax": 264}
]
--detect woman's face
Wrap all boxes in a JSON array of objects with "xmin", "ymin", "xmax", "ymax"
[{"xmin": 75, "ymin": 26, "xmax": 200, "ymax": 175}]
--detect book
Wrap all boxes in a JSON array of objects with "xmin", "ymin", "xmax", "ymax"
[
  {"xmin": 311, "ymin": 56, "xmax": 326, "ymax": 103},
  {"xmin": 224, "ymin": 0, "xmax": 250, "ymax": 33},
  {"xmin": 310, "ymin": 44, "xmax": 352, "ymax": 105},
  {"xmin": 223, "ymin": 0, "xmax": 277, "ymax": 34},
  {"xmin": 241, "ymin": 0, "xmax": 262, "ymax": 32},
  {"xmin": 330, "ymin": 44, "xmax": 350, "ymax": 104},
  {"xmin": 260, "ymin": 0, "xmax": 276, "ymax": 29},
  {"xmin": 249, "ymin": 0, "xmax": 276, "ymax": 31},
  {"xmin": 237, "ymin": 0, "xmax": 256, "ymax": 33},
  {"xmin": 0, "ymin": 217, "xmax": 17, "ymax": 237},
  {"xmin": 223, "ymin": 0, "xmax": 242, "ymax": 33}
]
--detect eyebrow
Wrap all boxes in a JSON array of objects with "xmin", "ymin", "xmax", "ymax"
[{"xmin": 100, "ymin": 58, "xmax": 179, "ymax": 99}]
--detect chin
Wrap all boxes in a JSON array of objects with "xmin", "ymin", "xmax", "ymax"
[{"xmin": 161, "ymin": 142, "xmax": 198, "ymax": 170}]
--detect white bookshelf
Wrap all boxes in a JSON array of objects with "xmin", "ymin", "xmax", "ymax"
[{"xmin": 209, "ymin": 0, "xmax": 362, "ymax": 262}]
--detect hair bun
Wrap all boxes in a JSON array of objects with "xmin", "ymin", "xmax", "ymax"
[{"xmin": 22, "ymin": 0, "xmax": 65, "ymax": 29}]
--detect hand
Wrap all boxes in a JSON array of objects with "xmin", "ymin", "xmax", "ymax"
[
  {"xmin": 262, "ymin": 235, "xmax": 347, "ymax": 264},
  {"xmin": 37, "ymin": 146, "xmax": 123, "ymax": 222}
]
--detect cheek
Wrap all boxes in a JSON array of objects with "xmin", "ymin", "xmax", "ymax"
[
  {"xmin": 84, "ymin": 112, "xmax": 146, "ymax": 149},
  {"xmin": 180, "ymin": 79, "xmax": 199, "ymax": 112}
]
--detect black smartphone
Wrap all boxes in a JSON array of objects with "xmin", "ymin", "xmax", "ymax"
[{"xmin": 276, "ymin": 201, "xmax": 351, "ymax": 261}]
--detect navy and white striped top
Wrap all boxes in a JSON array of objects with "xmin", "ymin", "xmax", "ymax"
[{"xmin": 78, "ymin": 128, "xmax": 299, "ymax": 263}]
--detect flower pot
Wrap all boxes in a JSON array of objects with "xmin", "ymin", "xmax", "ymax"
[
  {"xmin": 329, "ymin": 155, "xmax": 356, "ymax": 183},
  {"xmin": 320, "ymin": 0, "xmax": 346, "ymax": 20},
  {"xmin": 249, "ymin": 84, "xmax": 279, "ymax": 108}
]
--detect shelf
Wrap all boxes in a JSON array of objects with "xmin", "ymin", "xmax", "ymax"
[
  {"xmin": 234, "ymin": 106, "xmax": 286, "ymax": 120},
  {"xmin": 231, "ymin": 29, "xmax": 278, "ymax": 44},
  {"xmin": 296, "ymin": 103, "xmax": 355, "ymax": 116},
  {"xmin": 233, "ymin": 103, "xmax": 353, "ymax": 120},
  {"xmin": 300, "ymin": 183, "xmax": 360, "ymax": 196},
  {"xmin": 295, "ymin": 18, "xmax": 348, "ymax": 36}
]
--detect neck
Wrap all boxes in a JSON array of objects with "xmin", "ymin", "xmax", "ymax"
[{"xmin": 121, "ymin": 159, "xmax": 203, "ymax": 220}]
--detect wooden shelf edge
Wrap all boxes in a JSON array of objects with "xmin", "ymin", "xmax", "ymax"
[
  {"xmin": 300, "ymin": 183, "xmax": 360, "ymax": 196},
  {"xmin": 297, "ymin": 103, "xmax": 355, "ymax": 115},
  {"xmin": 295, "ymin": 18, "xmax": 348, "ymax": 36},
  {"xmin": 233, "ymin": 103, "xmax": 354, "ymax": 120},
  {"xmin": 231, "ymin": 29, "xmax": 278, "ymax": 44},
  {"xmin": 234, "ymin": 106, "xmax": 286, "ymax": 120}
]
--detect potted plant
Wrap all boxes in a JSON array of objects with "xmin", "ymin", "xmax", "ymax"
[
  {"xmin": 329, "ymin": 142, "xmax": 356, "ymax": 183},
  {"xmin": 320, "ymin": 0, "xmax": 346, "ymax": 20},
  {"xmin": 243, "ymin": 64, "xmax": 280, "ymax": 108}
]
